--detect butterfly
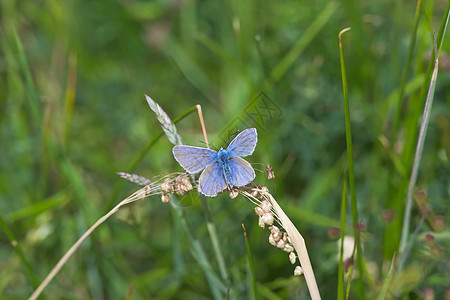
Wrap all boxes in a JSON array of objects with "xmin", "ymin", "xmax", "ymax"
[{"xmin": 173, "ymin": 128, "xmax": 257, "ymax": 197}]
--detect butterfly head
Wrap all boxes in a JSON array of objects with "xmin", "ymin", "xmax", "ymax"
[{"xmin": 217, "ymin": 148, "xmax": 229, "ymax": 162}]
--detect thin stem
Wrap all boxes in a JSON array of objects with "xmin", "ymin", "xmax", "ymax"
[
  {"xmin": 201, "ymin": 197, "xmax": 229, "ymax": 282},
  {"xmin": 29, "ymin": 186, "xmax": 154, "ymax": 300},
  {"xmin": 339, "ymin": 27, "xmax": 365, "ymax": 298},
  {"xmin": 170, "ymin": 200, "xmax": 226, "ymax": 299},
  {"xmin": 196, "ymin": 105, "xmax": 209, "ymax": 149},
  {"xmin": 398, "ymin": 34, "xmax": 440, "ymax": 267},
  {"xmin": 337, "ymin": 179, "xmax": 347, "ymax": 300},
  {"xmin": 391, "ymin": 0, "xmax": 423, "ymax": 143},
  {"xmin": 242, "ymin": 224, "xmax": 258, "ymax": 300},
  {"xmin": 0, "ymin": 213, "xmax": 39, "ymax": 289}
]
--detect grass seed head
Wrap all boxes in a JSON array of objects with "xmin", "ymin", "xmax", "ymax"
[
  {"xmin": 160, "ymin": 178, "xmax": 175, "ymax": 194},
  {"xmin": 175, "ymin": 174, "xmax": 193, "ymax": 195}
]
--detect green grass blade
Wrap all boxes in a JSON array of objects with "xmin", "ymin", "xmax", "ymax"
[
  {"xmin": 202, "ymin": 197, "xmax": 229, "ymax": 282},
  {"xmin": 12, "ymin": 26, "xmax": 40, "ymax": 124},
  {"xmin": 391, "ymin": 0, "xmax": 423, "ymax": 143},
  {"xmin": 265, "ymin": 2, "xmax": 338, "ymax": 89},
  {"xmin": 170, "ymin": 200, "xmax": 226, "ymax": 299},
  {"xmin": 399, "ymin": 34, "xmax": 442, "ymax": 268},
  {"xmin": 337, "ymin": 178, "xmax": 347, "ymax": 300},
  {"xmin": 401, "ymin": 1, "xmax": 450, "ymax": 167},
  {"xmin": 7, "ymin": 191, "xmax": 68, "ymax": 222},
  {"xmin": 0, "ymin": 212, "xmax": 39, "ymax": 289},
  {"xmin": 339, "ymin": 27, "xmax": 365, "ymax": 298},
  {"xmin": 242, "ymin": 224, "xmax": 258, "ymax": 300},
  {"xmin": 376, "ymin": 253, "xmax": 397, "ymax": 300}
]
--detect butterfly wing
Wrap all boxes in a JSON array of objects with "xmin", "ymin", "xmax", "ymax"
[
  {"xmin": 226, "ymin": 128, "xmax": 258, "ymax": 157},
  {"xmin": 199, "ymin": 161, "xmax": 227, "ymax": 197},
  {"xmin": 227, "ymin": 156, "xmax": 255, "ymax": 187},
  {"xmin": 173, "ymin": 145, "xmax": 218, "ymax": 174}
]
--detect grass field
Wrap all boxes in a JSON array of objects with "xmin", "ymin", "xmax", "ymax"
[{"xmin": 1, "ymin": 0, "xmax": 449, "ymax": 299}]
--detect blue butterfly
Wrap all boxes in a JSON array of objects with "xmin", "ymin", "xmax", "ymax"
[{"xmin": 173, "ymin": 128, "xmax": 258, "ymax": 197}]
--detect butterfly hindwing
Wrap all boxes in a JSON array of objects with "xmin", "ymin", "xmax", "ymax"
[
  {"xmin": 226, "ymin": 128, "xmax": 257, "ymax": 157},
  {"xmin": 173, "ymin": 145, "xmax": 218, "ymax": 174},
  {"xmin": 199, "ymin": 161, "xmax": 227, "ymax": 197},
  {"xmin": 227, "ymin": 156, "xmax": 255, "ymax": 187}
]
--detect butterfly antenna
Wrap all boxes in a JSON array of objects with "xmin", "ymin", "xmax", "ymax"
[
  {"xmin": 224, "ymin": 129, "xmax": 241, "ymax": 147},
  {"xmin": 195, "ymin": 105, "xmax": 210, "ymax": 149},
  {"xmin": 198, "ymin": 140, "xmax": 218, "ymax": 151}
]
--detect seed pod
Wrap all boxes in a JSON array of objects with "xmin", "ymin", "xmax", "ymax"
[
  {"xmin": 261, "ymin": 213, "xmax": 274, "ymax": 226},
  {"xmin": 258, "ymin": 216, "xmax": 266, "ymax": 228},
  {"xmin": 283, "ymin": 243, "xmax": 294, "ymax": 253},
  {"xmin": 255, "ymin": 206, "xmax": 264, "ymax": 216},
  {"xmin": 260, "ymin": 200, "xmax": 272, "ymax": 213},
  {"xmin": 289, "ymin": 252, "xmax": 296, "ymax": 264},
  {"xmin": 161, "ymin": 193, "xmax": 171, "ymax": 203},
  {"xmin": 271, "ymin": 230, "xmax": 282, "ymax": 242},
  {"xmin": 268, "ymin": 234, "xmax": 277, "ymax": 247},
  {"xmin": 276, "ymin": 239, "xmax": 285, "ymax": 249},
  {"xmin": 260, "ymin": 186, "xmax": 269, "ymax": 193},
  {"xmin": 294, "ymin": 266, "xmax": 303, "ymax": 276},
  {"xmin": 266, "ymin": 164, "xmax": 275, "ymax": 180},
  {"xmin": 228, "ymin": 189, "xmax": 239, "ymax": 199}
]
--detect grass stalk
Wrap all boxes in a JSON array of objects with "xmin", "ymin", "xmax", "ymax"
[
  {"xmin": 401, "ymin": 2, "xmax": 450, "ymax": 167},
  {"xmin": 398, "ymin": 35, "xmax": 441, "ymax": 268},
  {"xmin": 242, "ymin": 224, "xmax": 258, "ymax": 300},
  {"xmin": 29, "ymin": 185, "xmax": 156, "ymax": 300},
  {"xmin": 376, "ymin": 253, "xmax": 397, "ymax": 300},
  {"xmin": 0, "ymin": 213, "xmax": 39, "ymax": 289},
  {"xmin": 12, "ymin": 25, "xmax": 40, "ymax": 123},
  {"xmin": 201, "ymin": 197, "xmax": 229, "ymax": 282},
  {"xmin": 263, "ymin": 1, "xmax": 337, "ymax": 90},
  {"xmin": 391, "ymin": 0, "xmax": 423, "ymax": 143},
  {"xmin": 339, "ymin": 27, "xmax": 365, "ymax": 298},
  {"xmin": 337, "ymin": 179, "xmax": 347, "ymax": 300},
  {"xmin": 169, "ymin": 200, "xmax": 227, "ymax": 299},
  {"xmin": 62, "ymin": 53, "xmax": 77, "ymax": 149}
]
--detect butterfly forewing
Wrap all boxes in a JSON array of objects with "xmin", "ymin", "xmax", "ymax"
[
  {"xmin": 227, "ymin": 156, "xmax": 255, "ymax": 187},
  {"xmin": 199, "ymin": 161, "xmax": 227, "ymax": 197},
  {"xmin": 173, "ymin": 145, "xmax": 218, "ymax": 174},
  {"xmin": 226, "ymin": 128, "xmax": 257, "ymax": 157}
]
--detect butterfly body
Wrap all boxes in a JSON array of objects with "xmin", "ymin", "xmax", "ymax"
[
  {"xmin": 173, "ymin": 128, "xmax": 257, "ymax": 197},
  {"xmin": 217, "ymin": 148, "xmax": 234, "ymax": 185}
]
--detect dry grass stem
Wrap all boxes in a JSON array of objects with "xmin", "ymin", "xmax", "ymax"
[
  {"xmin": 29, "ymin": 184, "xmax": 158, "ymax": 300},
  {"xmin": 242, "ymin": 188, "xmax": 321, "ymax": 300},
  {"xmin": 195, "ymin": 104, "xmax": 210, "ymax": 149}
]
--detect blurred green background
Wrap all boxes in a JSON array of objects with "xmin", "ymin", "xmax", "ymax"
[{"xmin": 1, "ymin": 0, "xmax": 449, "ymax": 299}]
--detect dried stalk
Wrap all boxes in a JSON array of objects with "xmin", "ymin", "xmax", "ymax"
[{"xmin": 28, "ymin": 185, "xmax": 155, "ymax": 300}]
